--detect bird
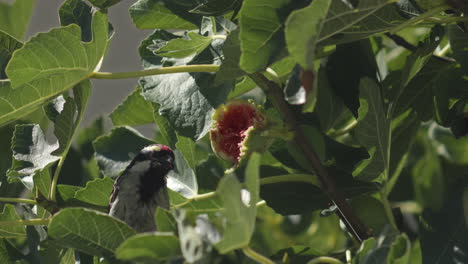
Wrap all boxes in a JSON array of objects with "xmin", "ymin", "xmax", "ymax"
[{"xmin": 109, "ymin": 144, "xmax": 175, "ymax": 232}]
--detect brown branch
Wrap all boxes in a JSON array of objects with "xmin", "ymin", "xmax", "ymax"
[
  {"xmin": 249, "ymin": 73, "xmax": 372, "ymax": 243},
  {"xmin": 384, "ymin": 33, "xmax": 456, "ymax": 63}
]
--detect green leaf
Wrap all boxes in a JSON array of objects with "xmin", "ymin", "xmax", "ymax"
[
  {"xmin": 139, "ymin": 30, "xmax": 231, "ymax": 141},
  {"xmin": 56, "ymin": 184, "xmax": 81, "ymax": 205},
  {"xmin": 272, "ymin": 246, "xmax": 322, "ymax": 263},
  {"xmin": 0, "ymin": 204, "xmax": 26, "ymax": 238},
  {"xmin": 155, "ymin": 32, "xmax": 212, "ymax": 58},
  {"xmin": 325, "ymin": 40, "xmax": 378, "ymax": 116},
  {"xmin": 153, "ymin": 104, "xmax": 177, "ymax": 148},
  {"xmin": 6, "ymin": 12, "xmax": 108, "ymax": 89},
  {"xmin": 155, "ymin": 208, "xmax": 177, "ymax": 232},
  {"xmin": 0, "ymin": 125, "xmax": 14, "ymax": 196},
  {"xmin": 88, "ymin": 0, "xmax": 122, "ymax": 9},
  {"xmin": 353, "ymin": 238, "xmax": 379, "ymax": 264},
  {"xmin": 420, "ymin": 183, "xmax": 468, "ymax": 264},
  {"xmin": 130, "ymin": 0, "xmax": 197, "ymax": 30},
  {"xmin": 0, "ymin": 12, "xmax": 108, "ymax": 126},
  {"xmin": 261, "ymin": 173, "xmax": 379, "ymax": 215},
  {"xmin": 286, "ymin": 125, "xmax": 325, "ymax": 173},
  {"xmin": 33, "ymin": 164, "xmax": 53, "ymax": 199},
  {"xmin": 170, "ymin": 190, "xmax": 223, "ymax": 214},
  {"xmin": 214, "ymin": 29, "xmax": 245, "ymax": 84},
  {"xmin": 238, "ymin": 0, "xmax": 290, "ymax": 73},
  {"xmin": 401, "ymin": 27, "xmax": 443, "ymax": 89},
  {"xmin": 351, "ymin": 195, "xmax": 388, "ymax": 235},
  {"xmin": 93, "ymin": 126, "xmax": 154, "ymax": 178},
  {"xmin": 215, "ymin": 153, "xmax": 260, "ymax": 253},
  {"xmin": 353, "ymin": 77, "xmax": 390, "ymax": 182},
  {"xmin": 315, "ymin": 68, "xmax": 346, "ymax": 132},
  {"xmin": 0, "ymin": 0, "xmax": 35, "ymax": 39},
  {"xmin": 0, "ymin": 239, "xmax": 13, "ymax": 264},
  {"xmin": 141, "ymin": 71, "xmax": 230, "ymax": 140},
  {"xmin": 110, "ymin": 86, "xmax": 154, "ymax": 126},
  {"xmin": 0, "ymin": 31, "xmax": 22, "ymax": 79},
  {"xmin": 76, "ymin": 117, "xmax": 105, "ymax": 160},
  {"xmin": 387, "ymin": 234, "xmax": 411, "ymax": 264},
  {"xmin": 74, "ymin": 177, "xmax": 114, "ymax": 207},
  {"xmin": 190, "ymin": 0, "xmax": 241, "ymax": 16},
  {"xmin": 115, "ymin": 233, "xmax": 180, "ymax": 262},
  {"xmin": 53, "ymin": 98, "xmax": 77, "ymax": 154},
  {"xmin": 449, "ymin": 25, "xmax": 468, "ymax": 74},
  {"xmin": 411, "ymin": 129, "xmax": 444, "ymax": 211},
  {"xmin": 48, "ymin": 81, "xmax": 91, "ymax": 157},
  {"xmin": 167, "ymin": 150, "xmax": 198, "ymax": 198},
  {"xmin": 429, "ymin": 123, "xmax": 468, "ymax": 165},
  {"xmin": 318, "ymin": 0, "xmax": 399, "ymax": 45},
  {"xmin": 59, "ymin": 0, "xmax": 93, "ymax": 41},
  {"xmin": 7, "ymin": 124, "xmax": 60, "ymax": 189},
  {"xmin": 48, "ymin": 208, "xmax": 135, "ymax": 257},
  {"xmin": 176, "ymin": 134, "xmax": 197, "ymax": 170},
  {"xmin": 285, "ymin": 0, "xmax": 331, "ymax": 70}
]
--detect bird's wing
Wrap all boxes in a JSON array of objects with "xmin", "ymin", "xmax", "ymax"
[{"xmin": 109, "ymin": 167, "xmax": 130, "ymax": 204}]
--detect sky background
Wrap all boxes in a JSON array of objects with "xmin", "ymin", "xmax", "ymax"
[{"xmin": 26, "ymin": 0, "xmax": 152, "ymax": 134}]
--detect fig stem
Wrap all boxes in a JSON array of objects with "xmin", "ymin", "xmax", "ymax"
[{"xmin": 249, "ymin": 73, "xmax": 372, "ymax": 243}]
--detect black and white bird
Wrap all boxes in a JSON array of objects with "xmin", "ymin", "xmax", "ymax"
[{"xmin": 109, "ymin": 144, "xmax": 175, "ymax": 232}]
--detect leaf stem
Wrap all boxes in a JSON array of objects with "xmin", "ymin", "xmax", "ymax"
[
  {"xmin": 242, "ymin": 246, "xmax": 275, "ymax": 264},
  {"xmin": 424, "ymin": 16, "xmax": 468, "ymax": 24},
  {"xmin": 390, "ymin": 5, "xmax": 449, "ymax": 34},
  {"xmin": 327, "ymin": 119, "xmax": 358, "ymax": 137},
  {"xmin": 172, "ymin": 191, "xmax": 217, "ymax": 208},
  {"xmin": 211, "ymin": 35, "xmax": 227, "ymax": 40},
  {"xmin": 379, "ymin": 191, "xmax": 398, "ymax": 230},
  {"xmin": 91, "ymin": 65, "xmax": 220, "ymax": 79},
  {"xmin": 249, "ymin": 73, "xmax": 371, "ymax": 243},
  {"xmin": 0, "ymin": 197, "xmax": 37, "ymax": 205},
  {"xmin": 259, "ymin": 174, "xmax": 320, "ymax": 186},
  {"xmin": 173, "ymin": 175, "xmax": 318, "ymax": 208},
  {"xmin": 49, "ymin": 158, "xmax": 65, "ymax": 201},
  {"xmin": 49, "ymin": 85, "xmax": 89, "ymax": 202},
  {"xmin": 307, "ymin": 256, "xmax": 344, "ymax": 264},
  {"xmin": 0, "ymin": 218, "xmax": 50, "ymax": 226}
]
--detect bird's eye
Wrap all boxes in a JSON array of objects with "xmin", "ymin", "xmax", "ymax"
[{"xmin": 165, "ymin": 155, "xmax": 174, "ymax": 164}]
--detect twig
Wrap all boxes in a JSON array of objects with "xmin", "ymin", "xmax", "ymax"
[
  {"xmin": 242, "ymin": 246, "xmax": 275, "ymax": 264},
  {"xmin": 384, "ymin": 33, "xmax": 456, "ymax": 63},
  {"xmin": 249, "ymin": 73, "xmax": 371, "ymax": 243}
]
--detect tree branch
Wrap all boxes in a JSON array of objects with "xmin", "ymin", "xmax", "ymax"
[{"xmin": 249, "ymin": 73, "xmax": 372, "ymax": 243}]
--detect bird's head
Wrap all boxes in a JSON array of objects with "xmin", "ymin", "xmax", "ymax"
[
  {"xmin": 129, "ymin": 144, "xmax": 175, "ymax": 173},
  {"xmin": 138, "ymin": 144, "xmax": 175, "ymax": 172}
]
